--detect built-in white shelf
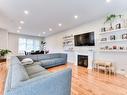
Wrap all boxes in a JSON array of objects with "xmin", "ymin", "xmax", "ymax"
[
  {"xmin": 63, "ymin": 44, "xmax": 74, "ymax": 46},
  {"xmin": 63, "ymin": 34, "xmax": 74, "ymax": 51},
  {"xmin": 99, "ymin": 28, "xmax": 127, "ymax": 35},
  {"xmin": 99, "ymin": 39, "xmax": 127, "ymax": 43},
  {"xmin": 99, "ymin": 50, "xmax": 127, "ymax": 53},
  {"xmin": 63, "ymin": 38, "xmax": 74, "ymax": 41}
]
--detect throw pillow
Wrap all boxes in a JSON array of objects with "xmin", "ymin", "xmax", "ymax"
[{"xmin": 21, "ymin": 58, "xmax": 33, "ymax": 65}]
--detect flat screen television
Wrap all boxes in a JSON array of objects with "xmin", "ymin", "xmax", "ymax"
[{"xmin": 74, "ymin": 32, "xmax": 95, "ymax": 46}]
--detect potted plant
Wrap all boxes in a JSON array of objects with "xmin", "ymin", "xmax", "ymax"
[
  {"xmin": 0, "ymin": 49, "xmax": 11, "ymax": 59},
  {"xmin": 104, "ymin": 14, "xmax": 122, "ymax": 30},
  {"xmin": 41, "ymin": 41, "xmax": 46, "ymax": 50}
]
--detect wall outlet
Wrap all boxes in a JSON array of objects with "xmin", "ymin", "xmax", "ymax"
[{"xmin": 121, "ymin": 69, "xmax": 125, "ymax": 71}]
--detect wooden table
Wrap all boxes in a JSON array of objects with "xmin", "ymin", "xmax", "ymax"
[{"xmin": 0, "ymin": 58, "xmax": 6, "ymax": 63}]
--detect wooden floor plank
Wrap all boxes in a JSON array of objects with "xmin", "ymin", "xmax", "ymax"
[
  {"xmin": 48, "ymin": 64, "xmax": 127, "ymax": 95},
  {"xmin": 0, "ymin": 62, "xmax": 7, "ymax": 95},
  {"xmin": 1, "ymin": 63, "xmax": 127, "ymax": 95}
]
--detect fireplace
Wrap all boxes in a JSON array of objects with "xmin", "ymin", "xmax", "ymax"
[{"xmin": 78, "ymin": 55, "xmax": 88, "ymax": 68}]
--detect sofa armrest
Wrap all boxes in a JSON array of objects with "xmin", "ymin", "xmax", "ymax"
[
  {"xmin": 60, "ymin": 54, "xmax": 67, "ymax": 63},
  {"xmin": 5, "ymin": 68, "xmax": 72, "ymax": 95}
]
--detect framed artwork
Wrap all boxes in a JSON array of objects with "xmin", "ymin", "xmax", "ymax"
[
  {"xmin": 101, "ymin": 27, "xmax": 106, "ymax": 32},
  {"xmin": 110, "ymin": 35, "xmax": 115, "ymax": 40},
  {"xmin": 122, "ymin": 34, "xmax": 127, "ymax": 39},
  {"xmin": 115, "ymin": 23, "xmax": 121, "ymax": 29}
]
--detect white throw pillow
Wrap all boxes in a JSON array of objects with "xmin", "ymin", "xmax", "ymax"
[{"xmin": 21, "ymin": 58, "xmax": 33, "ymax": 65}]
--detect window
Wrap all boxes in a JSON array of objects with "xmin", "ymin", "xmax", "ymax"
[{"xmin": 18, "ymin": 38, "xmax": 40, "ymax": 53}]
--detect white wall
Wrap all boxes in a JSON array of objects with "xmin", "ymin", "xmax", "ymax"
[
  {"xmin": 0, "ymin": 29, "xmax": 8, "ymax": 49},
  {"xmin": 46, "ymin": 17, "xmax": 127, "ymax": 75},
  {"xmin": 8, "ymin": 33, "xmax": 44, "ymax": 55}
]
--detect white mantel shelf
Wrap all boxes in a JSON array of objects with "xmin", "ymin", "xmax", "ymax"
[
  {"xmin": 99, "ymin": 28, "xmax": 127, "ymax": 35},
  {"xmin": 75, "ymin": 51, "xmax": 94, "ymax": 69}
]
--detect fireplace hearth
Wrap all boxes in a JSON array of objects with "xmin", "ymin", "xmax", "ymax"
[{"xmin": 78, "ymin": 55, "xmax": 88, "ymax": 68}]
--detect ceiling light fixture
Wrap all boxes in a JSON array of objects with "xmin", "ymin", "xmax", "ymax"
[
  {"xmin": 58, "ymin": 23, "xmax": 62, "ymax": 27},
  {"xmin": 20, "ymin": 21, "xmax": 24, "ymax": 24},
  {"xmin": 106, "ymin": 0, "xmax": 111, "ymax": 3},
  {"xmin": 17, "ymin": 30, "xmax": 20, "ymax": 33},
  {"xmin": 74, "ymin": 15, "xmax": 78, "ymax": 19},
  {"xmin": 38, "ymin": 34, "xmax": 41, "ymax": 36},
  {"xmin": 43, "ymin": 32, "xmax": 46, "ymax": 34},
  {"xmin": 24, "ymin": 10, "xmax": 29, "ymax": 15},
  {"xmin": 18, "ymin": 26, "xmax": 22, "ymax": 30},
  {"xmin": 49, "ymin": 28, "xmax": 52, "ymax": 31}
]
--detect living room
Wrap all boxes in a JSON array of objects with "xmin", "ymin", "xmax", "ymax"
[{"xmin": 0, "ymin": 0, "xmax": 127, "ymax": 95}]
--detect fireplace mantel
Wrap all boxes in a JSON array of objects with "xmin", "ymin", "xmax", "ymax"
[{"xmin": 75, "ymin": 51, "xmax": 94, "ymax": 69}]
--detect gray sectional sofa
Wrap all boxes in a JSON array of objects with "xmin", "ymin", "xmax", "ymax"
[
  {"xmin": 4, "ymin": 53, "xmax": 72, "ymax": 95},
  {"xmin": 17, "ymin": 53, "xmax": 67, "ymax": 68}
]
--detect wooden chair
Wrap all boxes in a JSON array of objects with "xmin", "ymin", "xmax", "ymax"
[{"xmin": 94, "ymin": 60, "xmax": 114, "ymax": 75}]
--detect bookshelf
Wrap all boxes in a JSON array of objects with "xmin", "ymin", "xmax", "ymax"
[
  {"xmin": 99, "ymin": 28, "xmax": 127, "ymax": 35},
  {"xmin": 63, "ymin": 34, "xmax": 74, "ymax": 51},
  {"xmin": 98, "ymin": 28, "xmax": 127, "ymax": 52}
]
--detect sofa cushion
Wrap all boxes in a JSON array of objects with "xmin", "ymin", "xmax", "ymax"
[
  {"xmin": 40, "ymin": 59, "xmax": 55, "ymax": 67},
  {"xmin": 17, "ymin": 55, "xmax": 38, "ymax": 62},
  {"xmin": 11, "ymin": 56, "xmax": 22, "ymax": 65},
  {"xmin": 37, "ymin": 54, "xmax": 51, "ymax": 60},
  {"xmin": 29, "ymin": 71, "xmax": 50, "ymax": 78},
  {"xmin": 11, "ymin": 63, "xmax": 29, "ymax": 88},
  {"xmin": 53, "ymin": 58, "xmax": 65, "ymax": 63},
  {"xmin": 50, "ymin": 53, "xmax": 61, "ymax": 58},
  {"xmin": 25, "ymin": 64, "xmax": 46, "ymax": 75},
  {"xmin": 40, "ymin": 58, "xmax": 65, "ymax": 67}
]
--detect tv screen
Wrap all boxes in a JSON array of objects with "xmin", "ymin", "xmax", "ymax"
[{"xmin": 74, "ymin": 32, "xmax": 95, "ymax": 46}]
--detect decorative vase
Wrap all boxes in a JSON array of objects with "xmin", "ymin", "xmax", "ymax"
[{"xmin": 109, "ymin": 23, "xmax": 113, "ymax": 31}]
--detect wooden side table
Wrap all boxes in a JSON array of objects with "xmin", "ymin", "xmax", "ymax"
[
  {"xmin": 94, "ymin": 60, "xmax": 113, "ymax": 75},
  {"xmin": 0, "ymin": 59, "xmax": 6, "ymax": 78},
  {"xmin": 0, "ymin": 58, "xmax": 6, "ymax": 63}
]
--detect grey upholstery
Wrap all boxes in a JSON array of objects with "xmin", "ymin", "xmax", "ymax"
[
  {"xmin": 11, "ymin": 62, "xmax": 29, "ymax": 88},
  {"xmin": 4, "ymin": 53, "xmax": 71, "ymax": 95},
  {"xmin": 17, "ymin": 53, "xmax": 67, "ymax": 68},
  {"xmin": 25, "ymin": 64, "xmax": 46, "ymax": 75},
  {"xmin": 17, "ymin": 55, "xmax": 38, "ymax": 62},
  {"xmin": 40, "ymin": 58, "xmax": 65, "ymax": 68},
  {"xmin": 38, "ymin": 53, "xmax": 67, "ymax": 68}
]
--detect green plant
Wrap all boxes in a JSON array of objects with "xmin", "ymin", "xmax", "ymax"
[
  {"xmin": 104, "ymin": 14, "xmax": 122, "ymax": 24},
  {"xmin": 0, "ymin": 49, "xmax": 11, "ymax": 57},
  {"xmin": 41, "ymin": 41, "xmax": 46, "ymax": 45}
]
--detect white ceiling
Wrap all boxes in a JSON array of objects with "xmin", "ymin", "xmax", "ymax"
[{"xmin": 0, "ymin": 0, "xmax": 127, "ymax": 37}]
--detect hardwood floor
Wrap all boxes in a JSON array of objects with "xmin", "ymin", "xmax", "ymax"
[
  {"xmin": 48, "ymin": 64, "xmax": 127, "ymax": 95},
  {"xmin": 0, "ymin": 62, "xmax": 7, "ymax": 95},
  {"xmin": 1, "ymin": 63, "xmax": 127, "ymax": 95}
]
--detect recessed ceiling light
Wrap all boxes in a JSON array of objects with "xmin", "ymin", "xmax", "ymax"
[
  {"xmin": 49, "ymin": 28, "xmax": 52, "ymax": 31},
  {"xmin": 58, "ymin": 23, "xmax": 62, "ymax": 27},
  {"xmin": 24, "ymin": 10, "xmax": 29, "ymax": 15},
  {"xmin": 74, "ymin": 15, "xmax": 78, "ymax": 19},
  {"xmin": 20, "ymin": 21, "xmax": 24, "ymax": 24},
  {"xmin": 38, "ymin": 34, "xmax": 41, "ymax": 36},
  {"xmin": 18, "ymin": 26, "xmax": 22, "ymax": 30},
  {"xmin": 43, "ymin": 32, "xmax": 46, "ymax": 34},
  {"xmin": 106, "ymin": 0, "xmax": 111, "ymax": 3},
  {"xmin": 17, "ymin": 30, "xmax": 20, "ymax": 33}
]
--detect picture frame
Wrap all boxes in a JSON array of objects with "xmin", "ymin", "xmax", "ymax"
[
  {"xmin": 115, "ymin": 23, "xmax": 121, "ymax": 29},
  {"xmin": 122, "ymin": 34, "xmax": 127, "ymax": 39},
  {"xmin": 101, "ymin": 27, "xmax": 106, "ymax": 32},
  {"xmin": 110, "ymin": 35, "xmax": 115, "ymax": 40},
  {"xmin": 101, "ymin": 38, "xmax": 107, "ymax": 41}
]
